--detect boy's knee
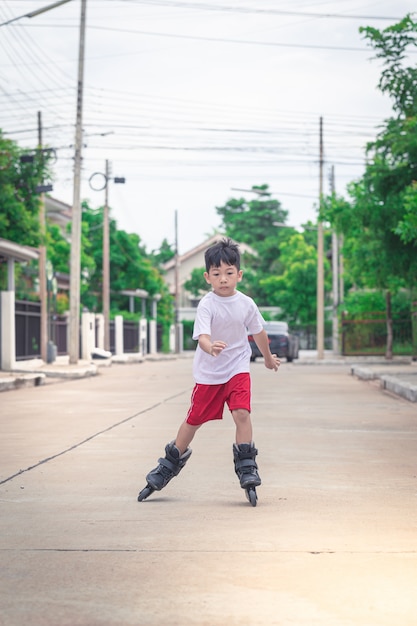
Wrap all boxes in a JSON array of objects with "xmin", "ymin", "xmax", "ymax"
[{"xmin": 232, "ymin": 408, "xmax": 250, "ymax": 423}]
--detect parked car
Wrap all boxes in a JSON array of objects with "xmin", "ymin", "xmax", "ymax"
[{"xmin": 248, "ymin": 321, "xmax": 299, "ymax": 362}]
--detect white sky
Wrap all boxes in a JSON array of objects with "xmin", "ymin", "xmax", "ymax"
[{"xmin": 1, "ymin": 0, "xmax": 415, "ymax": 253}]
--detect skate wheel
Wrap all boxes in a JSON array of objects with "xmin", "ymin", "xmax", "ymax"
[
  {"xmin": 137, "ymin": 485, "xmax": 154, "ymax": 502},
  {"xmin": 245, "ymin": 487, "xmax": 257, "ymax": 507}
]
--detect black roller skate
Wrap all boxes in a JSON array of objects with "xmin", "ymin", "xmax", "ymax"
[
  {"xmin": 137, "ymin": 441, "xmax": 192, "ymax": 502},
  {"xmin": 233, "ymin": 442, "xmax": 261, "ymax": 507}
]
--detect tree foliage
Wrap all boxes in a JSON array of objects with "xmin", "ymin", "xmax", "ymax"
[
  {"xmin": 0, "ymin": 131, "xmax": 51, "ymax": 247},
  {"xmin": 260, "ymin": 234, "xmax": 330, "ymax": 325},
  {"xmin": 216, "ymin": 185, "xmax": 288, "ymax": 246},
  {"xmin": 79, "ymin": 202, "xmax": 173, "ymax": 327},
  {"xmin": 184, "ymin": 267, "xmax": 210, "ymax": 299},
  {"xmin": 151, "ymin": 238, "xmax": 176, "ymax": 266},
  {"xmin": 323, "ymin": 16, "xmax": 417, "ymax": 294},
  {"xmin": 216, "ymin": 185, "xmax": 322, "ymax": 324}
]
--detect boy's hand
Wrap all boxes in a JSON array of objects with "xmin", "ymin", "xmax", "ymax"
[
  {"xmin": 264, "ymin": 353, "xmax": 281, "ymax": 371},
  {"xmin": 210, "ymin": 340, "xmax": 227, "ymax": 357}
]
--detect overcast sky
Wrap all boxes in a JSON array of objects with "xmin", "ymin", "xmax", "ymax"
[{"xmin": 1, "ymin": 0, "xmax": 415, "ymax": 253}]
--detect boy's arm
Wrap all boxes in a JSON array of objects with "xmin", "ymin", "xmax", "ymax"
[
  {"xmin": 252, "ymin": 329, "xmax": 281, "ymax": 371},
  {"xmin": 198, "ymin": 334, "xmax": 227, "ymax": 357}
]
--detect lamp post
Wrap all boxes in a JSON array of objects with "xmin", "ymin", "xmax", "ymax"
[{"xmin": 89, "ymin": 163, "xmax": 125, "ymax": 351}]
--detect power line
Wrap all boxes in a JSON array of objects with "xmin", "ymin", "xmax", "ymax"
[{"xmin": 119, "ymin": 0, "xmax": 403, "ymax": 21}]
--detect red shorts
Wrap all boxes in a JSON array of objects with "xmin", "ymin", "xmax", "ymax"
[{"xmin": 186, "ymin": 373, "xmax": 251, "ymax": 426}]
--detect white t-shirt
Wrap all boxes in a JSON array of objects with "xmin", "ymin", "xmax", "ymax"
[{"xmin": 192, "ymin": 290, "xmax": 264, "ymax": 384}]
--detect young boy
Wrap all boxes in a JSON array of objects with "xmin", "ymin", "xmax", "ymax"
[{"xmin": 138, "ymin": 238, "xmax": 280, "ymax": 504}]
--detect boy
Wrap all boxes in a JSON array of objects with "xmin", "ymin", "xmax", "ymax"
[{"xmin": 138, "ymin": 238, "xmax": 280, "ymax": 505}]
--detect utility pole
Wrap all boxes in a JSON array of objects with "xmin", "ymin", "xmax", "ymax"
[
  {"xmin": 88, "ymin": 164, "xmax": 125, "ymax": 352},
  {"xmin": 317, "ymin": 117, "xmax": 325, "ymax": 360},
  {"xmin": 330, "ymin": 165, "xmax": 339, "ymax": 355},
  {"xmin": 103, "ymin": 160, "xmax": 110, "ymax": 351},
  {"xmin": 68, "ymin": 0, "xmax": 87, "ymax": 364},
  {"xmin": 174, "ymin": 210, "xmax": 181, "ymax": 353},
  {"xmin": 37, "ymin": 112, "xmax": 48, "ymax": 363}
]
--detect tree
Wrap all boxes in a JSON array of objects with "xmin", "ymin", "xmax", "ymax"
[
  {"xmin": 216, "ymin": 185, "xmax": 288, "ymax": 245},
  {"xmin": 322, "ymin": 16, "xmax": 417, "ymax": 358},
  {"xmin": 355, "ymin": 14, "xmax": 417, "ymax": 280},
  {"xmin": 260, "ymin": 233, "xmax": 330, "ymax": 326},
  {"xmin": 184, "ymin": 267, "xmax": 210, "ymax": 299},
  {"xmin": 0, "ymin": 131, "xmax": 51, "ymax": 247},
  {"xmin": 80, "ymin": 203, "xmax": 174, "ymax": 339},
  {"xmin": 151, "ymin": 238, "xmax": 176, "ymax": 266},
  {"xmin": 216, "ymin": 185, "xmax": 304, "ymax": 303},
  {"xmin": 0, "ymin": 131, "xmax": 52, "ymax": 290}
]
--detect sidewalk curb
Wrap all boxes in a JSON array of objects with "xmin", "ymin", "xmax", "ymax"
[
  {"xmin": 351, "ymin": 365, "xmax": 417, "ymax": 403},
  {"xmin": 0, "ymin": 352, "xmax": 195, "ymax": 392},
  {"xmin": 380, "ymin": 374, "xmax": 417, "ymax": 403},
  {"xmin": 0, "ymin": 372, "xmax": 46, "ymax": 391}
]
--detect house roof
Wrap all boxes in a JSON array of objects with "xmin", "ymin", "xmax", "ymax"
[
  {"xmin": 162, "ymin": 233, "xmax": 257, "ymax": 271},
  {"xmin": 45, "ymin": 196, "xmax": 72, "ymax": 215},
  {"xmin": 0, "ymin": 238, "xmax": 39, "ymax": 263}
]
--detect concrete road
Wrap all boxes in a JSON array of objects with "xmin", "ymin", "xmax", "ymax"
[{"xmin": 1, "ymin": 357, "xmax": 417, "ymax": 626}]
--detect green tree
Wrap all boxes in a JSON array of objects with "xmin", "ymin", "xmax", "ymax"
[
  {"xmin": 216, "ymin": 185, "xmax": 303, "ymax": 303},
  {"xmin": 0, "ymin": 131, "xmax": 52, "ymax": 290},
  {"xmin": 0, "ymin": 131, "xmax": 50, "ymax": 246},
  {"xmin": 80, "ymin": 203, "xmax": 174, "ymax": 341},
  {"xmin": 322, "ymin": 15, "xmax": 417, "ymax": 357},
  {"xmin": 216, "ymin": 185, "xmax": 288, "ymax": 245},
  {"xmin": 151, "ymin": 238, "xmax": 176, "ymax": 266},
  {"xmin": 184, "ymin": 267, "xmax": 210, "ymax": 299},
  {"xmin": 260, "ymin": 233, "xmax": 329, "ymax": 325}
]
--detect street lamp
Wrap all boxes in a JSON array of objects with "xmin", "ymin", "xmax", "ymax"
[{"xmin": 88, "ymin": 162, "xmax": 126, "ymax": 351}]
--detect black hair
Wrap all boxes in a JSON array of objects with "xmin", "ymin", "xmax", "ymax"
[{"xmin": 204, "ymin": 238, "xmax": 241, "ymax": 271}]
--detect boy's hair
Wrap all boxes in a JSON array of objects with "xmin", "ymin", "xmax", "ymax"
[{"xmin": 205, "ymin": 238, "xmax": 241, "ymax": 271}]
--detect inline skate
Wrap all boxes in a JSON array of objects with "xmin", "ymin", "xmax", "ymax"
[
  {"xmin": 137, "ymin": 441, "xmax": 192, "ymax": 501},
  {"xmin": 233, "ymin": 442, "xmax": 261, "ymax": 507}
]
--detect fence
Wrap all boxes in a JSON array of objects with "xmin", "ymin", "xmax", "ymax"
[
  {"xmin": 15, "ymin": 300, "xmax": 41, "ymax": 360},
  {"xmin": 15, "ymin": 300, "xmax": 162, "ymax": 360},
  {"xmin": 341, "ymin": 313, "xmax": 412, "ymax": 356}
]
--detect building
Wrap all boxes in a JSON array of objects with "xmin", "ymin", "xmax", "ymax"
[{"xmin": 45, "ymin": 196, "xmax": 72, "ymax": 234}]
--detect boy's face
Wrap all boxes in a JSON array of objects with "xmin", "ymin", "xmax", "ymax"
[{"xmin": 204, "ymin": 261, "xmax": 243, "ymax": 297}]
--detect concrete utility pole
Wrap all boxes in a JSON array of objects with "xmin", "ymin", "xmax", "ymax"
[
  {"xmin": 330, "ymin": 165, "xmax": 339, "ymax": 355},
  {"xmin": 69, "ymin": 0, "xmax": 87, "ymax": 364},
  {"xmin": 317, "ymin": 117, "xmax": 325, "ymax": 360},
  {"xmin": 174, "ymin": 210, "xmax": 181, "ymax": 353},
  {"xmin": 88, "ymin": 163, "xmax": 125, "ymax": 352},
  {"xmin": 103, "ymin": 160, "xmax": 110, "ymax": 351},
  {"xmin": 37, "ymin": 112, "xmax": 48, "ymax": 364}
]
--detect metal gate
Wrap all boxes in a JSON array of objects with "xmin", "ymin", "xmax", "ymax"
[{"xmin": 341, "ymin": 313, "xmax": 412, "ymax": 356}]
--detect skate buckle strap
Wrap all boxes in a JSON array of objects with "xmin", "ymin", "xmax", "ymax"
[
  {"xmin": 237, "ymin": 458, "xmax": 258, "ymax": 470},
  {"xmin": 158, "ymin": 457, "xmax": 181, "ymax": 475},
  {"xmin": 238, "ymin": 448, "xmax": 258, "ymax": 459}
]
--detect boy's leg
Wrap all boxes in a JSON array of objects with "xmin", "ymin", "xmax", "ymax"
[
  {"xmin": 231, "ymin": 408, "xmax": 253, "ymax": 444},
  {"xmin": 231, "ymin": 408, "xmax": 261, "ymax": 491},
  {"xmin": 175, "ymin": 421, "xmax": 201, "ymax": 454}
]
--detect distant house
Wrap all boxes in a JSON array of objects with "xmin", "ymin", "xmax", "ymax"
[
  {"xmin": 44, "ymin": 196, "xmax": 72, "ymax": 292},
  {"xmin": 45, "ymin": 196, "xmax": 72, "ymax": 236},
  {"xmin": 163, "ymin": 233, "xmax": 256, "ymax": 320}
]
